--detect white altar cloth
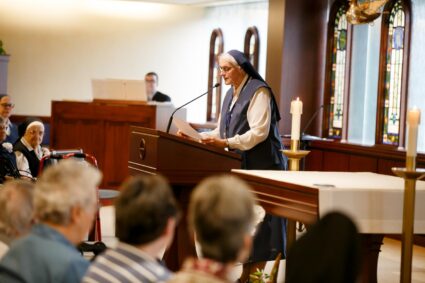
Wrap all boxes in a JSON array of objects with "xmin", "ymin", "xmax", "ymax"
[{"xmin": 232, "ymin": 170, "xmax": 425, "ymax": 234}]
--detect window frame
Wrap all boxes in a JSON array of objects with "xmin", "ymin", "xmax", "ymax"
[
  {"xmin": 322, "ymin": 0, "xmax": 352, "ymax": 141},
  {"xmin": 244, "ymin": 26, "xmax": 260, "ymax": 71},
  {"xmin": 207, "ymin": 28, "xmax": 224, "ymax": 122},
  {"xmin": 375, "ymin": 0, "xmax": 411, "ymax": 148}
]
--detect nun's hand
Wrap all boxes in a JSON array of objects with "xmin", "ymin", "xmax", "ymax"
[
  {"xmin": 176, "ymin": 130, "xmax": 189, "ymax": 138},
  {"xmin": 201, "ymin": 137, "xmax": 227, "ymax": 149},
  {"xmin": 41, "ymin": 147, "xmax": 51, "ymax": 157}
]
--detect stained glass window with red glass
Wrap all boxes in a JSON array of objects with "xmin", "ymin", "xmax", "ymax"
[
  {"xmin": 382, "ymin": 1, "xmax": 405, "ymax": 145},
  {"xmin": 328, "ymin": 6, "xmax": 348, "ymax": 139}
]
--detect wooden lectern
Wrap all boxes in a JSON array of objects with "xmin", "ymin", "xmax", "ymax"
[{"xmin": 128, "ymin": 126, "xmax": 241, "ymax": 269}]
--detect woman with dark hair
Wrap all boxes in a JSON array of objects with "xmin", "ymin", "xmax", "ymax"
[
  {"xmin": 13, "ymin": 117, "xmax": 49, "ymax": 178},
  {"xmin": 200, "ymin": 50, "xmax": 287, "ymax": 272}
]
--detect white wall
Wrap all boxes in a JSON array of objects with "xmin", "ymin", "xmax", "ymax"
[
  {"xmin": 408, "ymin": 0, "xmax": 425, "ymax": 152},
  {"xmin": 0, "ymin": 0, "xmax": 268, "ymax": 123}
]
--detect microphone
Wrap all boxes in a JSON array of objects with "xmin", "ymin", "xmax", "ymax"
[
  {"xmin": 166, "ymin": 83, "xmax": 220, "ymax": 133},
  {"xmin": 301, "ymin": 104, "xmax": 327, "ymax": 138}
]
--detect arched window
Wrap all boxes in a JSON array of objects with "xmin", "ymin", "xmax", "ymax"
[
  {"xmin": 206, "ymin": 29, "xmax": 224, "ymax": 122},
  {"xmin": 376, "ymin": 0, "xmax": 410, "ymax": 147},
  {"xmin": 323, "ymin": 2, "xmax": 350, "ymax": 139},
  {"xmin": 244, "ymin": 26, "xmax": 260, "ymax": 71}
]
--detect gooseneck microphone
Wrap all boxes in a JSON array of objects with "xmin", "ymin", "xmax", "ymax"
[{"xmin": 166, "ymin": 83, "xmax": 220, "ymax": 133}]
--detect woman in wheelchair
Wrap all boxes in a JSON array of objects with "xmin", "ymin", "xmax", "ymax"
[
  {"xmin": 13, "ymin": 117, "xmax": 50, "ymax": 179},
  {"xmin": 0, "ymin": 116, "xmax": 20, "ymax": 182}
]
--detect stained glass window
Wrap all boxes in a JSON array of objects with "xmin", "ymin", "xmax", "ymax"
[
  {"xmin": 328, "ymin": 6, "xmax": 348, "ymax": 139},
  {"xmin": 382, "ymin": 1, "xmax": 405, "ymax": 145}
]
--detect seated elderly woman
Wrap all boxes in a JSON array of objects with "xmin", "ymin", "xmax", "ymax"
[
  {"xmin": 0, "ymin": 180, "xmax": 35, "ymax": 259},
  {"xmin": 0, "ymin": 159, "xmax": 102, "ymax": 283},
  {"xmin": 13, "ymin": 117, "xmax": 50, "ymax": 178},
  {"xmin": 0, "ymin": 116, "xmax": 19, "ymax": 182},
  {"xmin": 168, "ymin": 175, "xmax": 256, "ymax": 283}
]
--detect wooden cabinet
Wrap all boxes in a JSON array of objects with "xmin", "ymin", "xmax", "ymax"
[{"xmin": 51, "ymin": 100, "xmax": 181, "ymax": 188}]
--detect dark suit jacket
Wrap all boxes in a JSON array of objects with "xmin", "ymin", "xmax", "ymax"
[
  {"xmin": 152, "ymin": 91, "xmax": 171, "ymax": 102},
  {"xmin": 5, "ymin": 123, "xmax": 18, "ymax": 144}
]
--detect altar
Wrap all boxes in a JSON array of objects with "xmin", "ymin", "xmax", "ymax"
[
  {"xmin": 231, "ymin": 170, "xmax": 425, "ymax": 283},
  {"xmin": 231, "ymin": 170, "xmax": 425, "ymax": 233}
]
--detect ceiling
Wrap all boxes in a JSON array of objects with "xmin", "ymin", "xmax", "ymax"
[{"xmin": 123, "ymin": 0, "xmax": 266, "ymax": 6}]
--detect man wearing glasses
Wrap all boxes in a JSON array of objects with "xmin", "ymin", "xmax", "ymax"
[
  {"xmin": 144, "ymin": 72, "xmax": 171, "ymax": 102},
  {"xmin": 0, "ymin": 94, "xmax": 18, "ymax": 144}
]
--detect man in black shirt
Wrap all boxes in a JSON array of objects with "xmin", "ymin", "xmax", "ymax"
[{"xmin": 145, "ymin": 72, "xmax": 171, "ymax": 102}]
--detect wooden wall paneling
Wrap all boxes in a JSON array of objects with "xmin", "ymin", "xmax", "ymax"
[
  {"xmin": 322, "ymin": 151, "xmax": 350, "ymax": 171},
  {"xmin": 274, "ymin": 0, "xmax": 329, "ymax": 137},
  {"xmin": 304, "ymin": 148, "xmax": 323, "ymax": 171},
  {"xmin": 377, "ymin": 158, "xmax": 405, "ymax": 175},
  {"xmin": 349, "ymin": 155, "xmax": 378, "ymax": 172}
]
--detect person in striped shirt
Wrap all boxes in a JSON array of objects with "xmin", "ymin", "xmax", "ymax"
[{"xmin": 83, "ymin": 175, "xmax": 180, "ymax": 283}]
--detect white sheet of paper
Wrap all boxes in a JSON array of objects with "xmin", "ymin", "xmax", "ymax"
[{"xmin": 173, "ymin": 117, "xmax": 202, "ymax": 140}]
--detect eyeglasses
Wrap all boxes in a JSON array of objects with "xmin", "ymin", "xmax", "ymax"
[
  {"xmin": 0, "ymin": 103, "xmax": 14, "ymax": 108},
  {"xmin": 219, "ymin": 66, "xmax": 233, "ymax": 73}
]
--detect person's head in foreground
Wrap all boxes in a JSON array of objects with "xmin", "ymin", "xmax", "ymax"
[
  {"xmin": 285, "ymin": 211, "xmax": 361, "ymax": 283},
  {"xmin": 34, "ymin": 158, "xmax": 101, "ymax": 244},
  {"xmin": 83, "ymin": 174, "xmax": 180, "ymax": 283},
  {"xmin": 0, "ymin": 159, "xmax": 102, "ymax": 283},
  {"xmin": 169, "ymin": 174, "xmax": 256, "ymax": 283},
  {"xmin": 115, "ymin": 174, "xmax": 180, "ymax": 254},
  {"xmin": 0, "ymin": 180, "xmax": 34, "ymax": 258}
]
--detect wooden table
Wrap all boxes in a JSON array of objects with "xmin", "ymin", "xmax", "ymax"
[{"xmin": 231, "ymin": 170, "xmax": 425, "ymax": 283}]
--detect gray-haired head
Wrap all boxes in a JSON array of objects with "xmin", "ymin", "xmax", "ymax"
[
  {"xmin": 34, "ymin": 159, "xmax": 102, "ymax": 225},
  {"xmin": 0, "ymin": 180, "xmax": 35, "ymax": 241},
  {"xmin": 189, "ymin": 174, "xmax": 256, "ymax": 263}
]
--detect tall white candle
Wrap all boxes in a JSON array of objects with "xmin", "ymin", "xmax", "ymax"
[
  {"xmin": 406, "ymin": 107, "xmax": 421, "ymax": 157},
  {"xmin": 290, "ymin": 97, "xmax": 303, "ymax": 141}
]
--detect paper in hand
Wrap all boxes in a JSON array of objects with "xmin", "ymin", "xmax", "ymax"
[{"xmin": 173, "ymin": 118, "xmax": 202, "ymax": 140}]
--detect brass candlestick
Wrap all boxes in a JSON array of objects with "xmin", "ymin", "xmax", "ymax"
[
  {"xmin": 281, "ymin": 140, "xmax": 310, "ymax": 252},
  {"xmin": 392, "ymin": 156, "xmax": 425, "ymax": 283}
]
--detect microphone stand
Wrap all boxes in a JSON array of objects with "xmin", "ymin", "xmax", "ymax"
[
  {"xmin": 166, "ymin": 83, "xmax": 220, "ymax": 133},
  {"xmin": 301, "ymin": 104, "xmax": 325, "ymax": 138}
]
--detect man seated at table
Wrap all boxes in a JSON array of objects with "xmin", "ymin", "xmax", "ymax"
[
  {"xmin": 145, "ymin": 72, "xmax": 171, "ymax": 102},
  {"xmin": 0, "ymin": 180, "xmax": 35, "ymax": 259},
  {"xmin": 168, "ymin": 175, "xmax": 256, "ymax": 283},
  {"xmin": 83, "ymin": 175, "xmax": 180, "ymax": 283},
  {"xmin": 0, "ymin": 159, "xmax": 101, "ymax": 283}
]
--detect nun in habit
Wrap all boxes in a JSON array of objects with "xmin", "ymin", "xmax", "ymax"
[
  {"xmin": 201, "ymin": 50, "xmax": 288, "ymax": 266},
  {"xmin": 13, "ymin": 117, "xmax": 50, "ymax": 178}
]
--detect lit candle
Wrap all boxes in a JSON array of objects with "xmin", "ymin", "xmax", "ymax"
[
  {"xmin": 290, "ymin": 97, "xmax": 303, "ymax": 141},
  {"xmin": 406, "ymin": 107, "xmax": 421, "ymax": 157}
]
